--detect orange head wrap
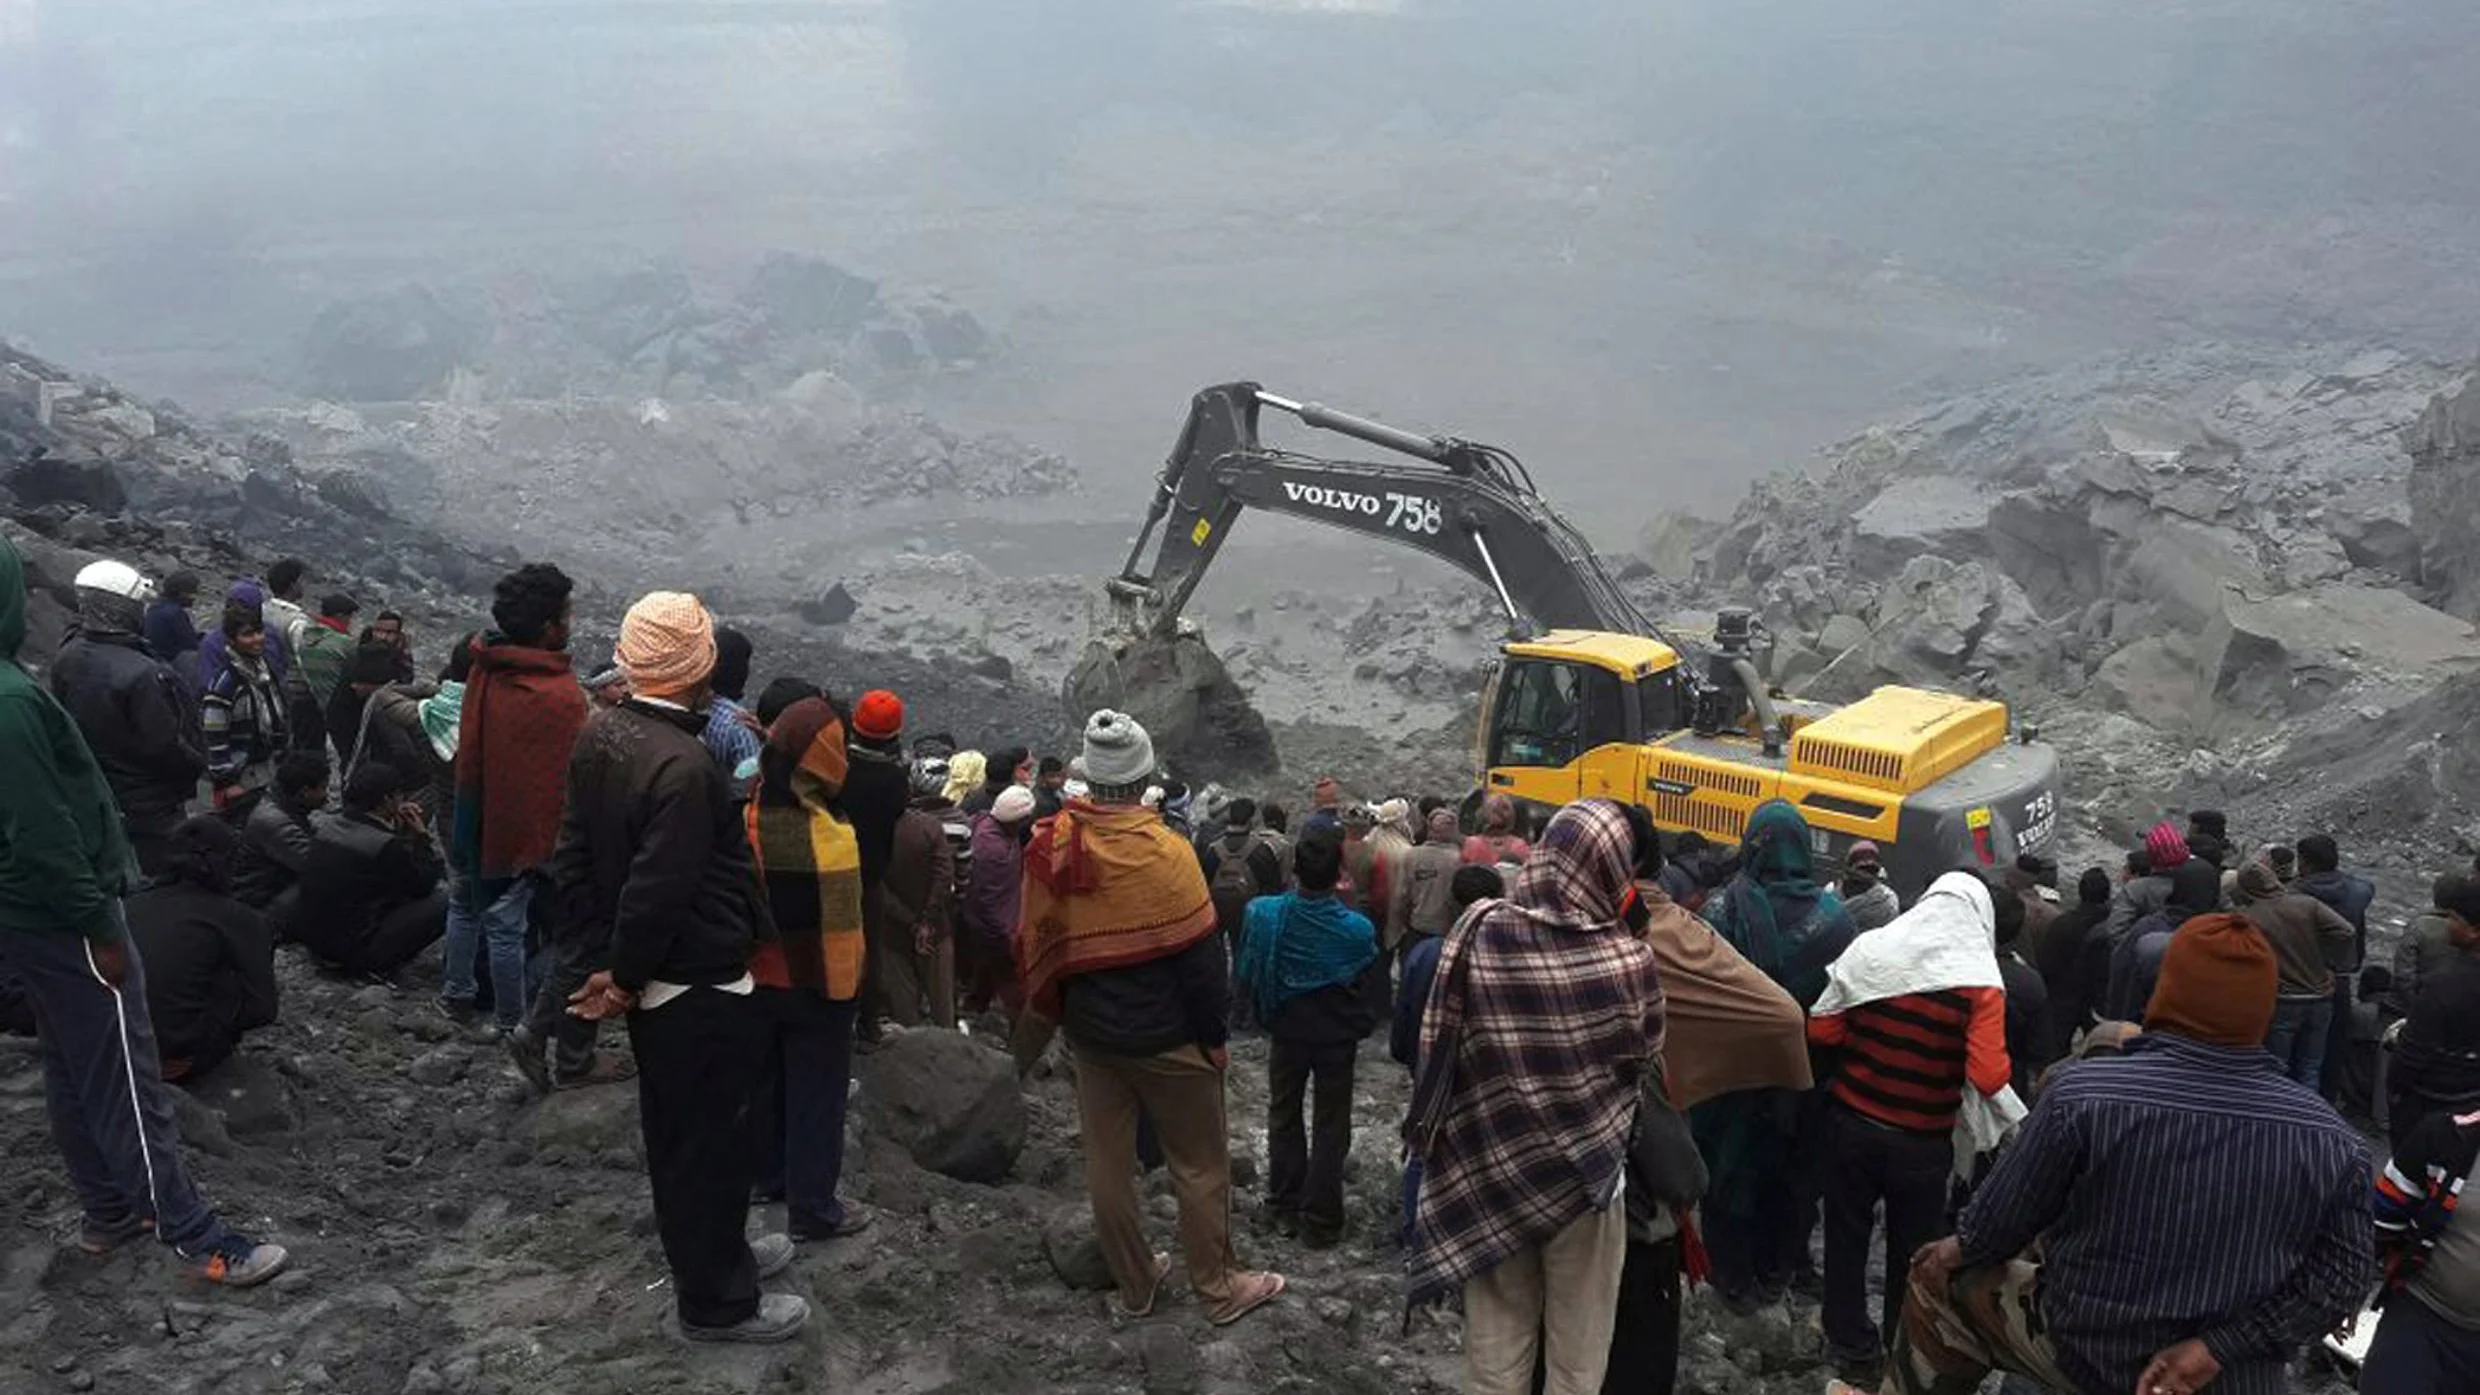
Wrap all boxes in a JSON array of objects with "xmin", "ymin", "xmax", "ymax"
[{"xmin": 616, "ymin": 591, "xmax": 717, "ymax": 700}]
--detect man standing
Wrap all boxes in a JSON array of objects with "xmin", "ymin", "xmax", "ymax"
[
  {"xmin": 454, "ymin": 566, "xmax": 593, "ymax": 1062},
  {"xmin": 880, "ymin": 756, "xmax": 966, "ymax": 1029},
  {"xmin": 840, "ymin": 690, "xmax": 911, "ymax": 1043},
  {"xmin": 560, "ymin": 592, "xmax": 804, "ymax": 1344},
  {"xmin": 1019, "ymin": 710, "xmax": 1285, "ymax": 1325},
  {"xmin": 1388, "ymin": 807, "xmax": 1466, "ymax": 953},
  {"xmin": 50, "ymin": 559, "xmax": 205, "ymax": 877},
  {"xmin": 1836, "ymin": 840, "xmax": 1901, "ymax": 932},
  {"xmin": 1889, "ymin": 913, "xmax": 2372, "ymax": 1395},
  {"xmin": 261, "ymin": 558, "xmax": 323, "ymax": 751},
  {"xmin": 292, "ymin": 593, "xmax": 360, "ymax": 756},
  {"xmin": 1238, "ymin": 835, "xmax": 1384, "ymax": 1247},
  {"xmin": 2234, "ymin": 849, "xmax": 2357, "ymax": 1089},
  {"xmin": 2295, "ymin": 833, "xmax": 2375, "ymax": 1100},
  {"xmin": 0, "ymin": 537, "xmax": 288, "ymax": 1286}
]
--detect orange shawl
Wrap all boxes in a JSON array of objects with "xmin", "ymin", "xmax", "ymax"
[
  {"xmin": 1634, "ymin": 881, "xmax": 1814, "ymax": 1109},
  {"xmin": 1018, "ymin": 799, "xmax": 1218, "ymax": 1019}
]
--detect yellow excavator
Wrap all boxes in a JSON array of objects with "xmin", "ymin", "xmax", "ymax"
[{"xmin": 1108, "ymin": 382, "xmax": 2059, "ymax": 896}]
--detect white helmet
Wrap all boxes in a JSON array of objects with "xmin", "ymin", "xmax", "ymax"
[{"xmin": 72, "ymin": 559, "xmax": 155, "ymax": 602}]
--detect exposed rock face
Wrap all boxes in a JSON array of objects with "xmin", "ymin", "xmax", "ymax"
[
  {"xmin": 858, "ymin": 1029, "xmax": 1026, "ymax": 1185},
  {"xmin": 2407, "ymin": 370, "xmax": 2480, "ymax": 618},
  {"xmin": 2195, "ymin": 583, "xmax": 2480, "ymax": 728},
  {"xmin": 300, "ymin": 284, "xmax": 485, "ymax": 402},
  {"xmin": 1065, "ymin": 630, "xmax": 1281, "ymax": 784}
]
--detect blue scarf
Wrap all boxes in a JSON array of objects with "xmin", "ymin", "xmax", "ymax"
[{"xmin": 1237, "ymin": 890, "xmax": 1377, "ymax": 1023}]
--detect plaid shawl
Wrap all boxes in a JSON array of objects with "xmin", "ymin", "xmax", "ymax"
[
  {"xmin": 451, "ymin": 636, "xmax": 586, "ymax": 880},
  {"xmin": 745, "ymin": 699, "xmax": 865, "ymax": 999},
  {"xmin": 1406, "ymin": 800, "xmax": 1664, "ymax": 1306},
  {"xmin": 1017, "ymin": 798, "xmax": 1218, "ymax": 1019}
]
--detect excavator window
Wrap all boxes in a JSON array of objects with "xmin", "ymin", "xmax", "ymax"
[
  {"xmin": 1492, "ymin": 660, "xmax": 1630, "ymax": 767},
  {"xmin": 1638, "ymin": 667, "xmax": 1685, "ymax": 737}
]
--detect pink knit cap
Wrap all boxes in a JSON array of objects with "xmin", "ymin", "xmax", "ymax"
[{"xmin": 2144, "ymin": 821, "xmax": 2190, "ymax": 872}]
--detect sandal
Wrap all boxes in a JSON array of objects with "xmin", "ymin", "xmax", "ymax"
[
  {"xmin": 1206, "ymin": 1271, "xmax": 1286, "ymax": 1327},
  {"xmin": 1110, "ymin": 1252, "xmax": 1173, "ymax": 1320}
]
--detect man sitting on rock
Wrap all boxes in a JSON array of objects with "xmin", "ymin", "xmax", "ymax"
[
  {"xmin": 126, "ymin": 816, "xmax": 278, "ymax": 1083},
  {"xmin": 1889, "ymin": 914, "xmax": 2372, "ymax": 1395},
  {"xmin": 560, "ymin": 591, "xmax": 806, "ymax": 1345},
  {"xmin": 1019, "ymin": 709, "xmax": 1285, "ymax": 1326},
  {"xmin": 292, "ymin": 761, "xmax": 448, "ymax": 976},
  {"xmin": 50, "ymin": 559, "xmax": 206, "ymax": 877},
  {"xmin": 234, "ymin": 749, "xmax": 329, "ymax": 938}
]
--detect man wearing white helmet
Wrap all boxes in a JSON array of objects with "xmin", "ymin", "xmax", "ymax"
[{"xmin": 50, "ymin": 559, "xmax": 206, "ymax": 876}]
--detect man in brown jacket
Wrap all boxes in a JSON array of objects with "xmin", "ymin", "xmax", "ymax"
[
  {"xmin": 2233, "ymin": 849, "xmax": 2356, "ymax": 1090},
  {"xmin": 879, "ymin": 757, "xmax": 963, "ymax": 1028},
  {"xmin": 1389, "ymin": 807, "xmax": 1467, "ymax": 952}
]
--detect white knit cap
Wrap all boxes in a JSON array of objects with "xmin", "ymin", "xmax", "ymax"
[
  {"xmin": 992, "ymin": 785, "xmax": 1038, "ymax": 824},
  {"xmin": 1080, "ymin": 709, "xmax": 1156, "ymax": 788}
]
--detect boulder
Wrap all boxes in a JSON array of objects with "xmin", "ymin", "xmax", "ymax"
[
  {"xmin": 2089, "ymin": 634, "xmax": 2199, "ymax": 732},
  {"xmin": 1064, "ymin": 630, "xmax": 1280, "ymax": 783},
  {"xmin": 299, "ymin": 285, "xmax": 482, "ymax": 402},
  {"xmin": 857, "ymin": 1029, "xmax": 1024, "ymax": 1184},
  {"xmin": 1041, "ymin": 1206, "xmax": 1115, "ymax": 1291},
  {"xmin": 2194, "ymin": 582, "xmax": 2480, "ymax": 726},
  {"xmin": 188, "ymin": 1053, "xmax": 300, "ymax": 1140},
  {"xmin": 3, "ymin": 451, "xmax": 126, "ymax": 516},
  {"xmin": 524, "ymin": 1079, "xmax": 644, "ymax": 1164},
  {"xmin": 1632, "ymin": 510, "xmax": 1705, "ymax": 583},
  {"xmin": 743, "ymin": 254, "xmax": 882, "ymax": 338},
  {"xmin": 1847, "ymin": 476, "xmax": 1995, "ymax": 576},
  {"xmin": 798, "ymin": 581, "xmax": 858, "ymax": 626},
  {"xmin": 2408, "ymin": 368, "xmax": 2480, "ymax": 618}
]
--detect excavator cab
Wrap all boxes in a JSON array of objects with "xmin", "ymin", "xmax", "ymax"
[{"xmin": 1111, "ymin": 381, "xmax": 2061, "ymax": 899}]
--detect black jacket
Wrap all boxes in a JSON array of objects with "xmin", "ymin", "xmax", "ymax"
[
  {"xmin": 293, "ymin": 811, "xmax": 442, "ymax": 963},
  {"xmin": 234, "ymin": 794, "xmax": 318, "ymax": 908},
  {"xmin": 1268, "ymin": 958, "xmax": 1390, "ymax": 1050},
  {"xmin": 126, "ymin": 881, "xmax": 277, "ymax": 1062},
  {"xmin": 842, "ymin": 737, "xmax": 911, "ymax": 891},
  {"xmin": 1060, "ymin": 933, "xmax": 1231, "ymax": 1057},
  {"xmin": 47, "ymin": 629, "xmax": 205, "ymax": 822},
  {"xmin": 551, "ymin": 700, "xmax": 770, "ymax": 994}
]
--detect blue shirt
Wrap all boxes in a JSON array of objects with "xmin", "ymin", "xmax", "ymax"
[
  {"xmin": 1393, "ymin": 932, "xmax": 1443, "ymax": 1073},
  {"xmin": 1958, "ymin": 1033, "xmax": 2373, "ymax": 1395},
  {"xmin": 700, "ymin": 696, "xmax": 761, "ymax": 800}
]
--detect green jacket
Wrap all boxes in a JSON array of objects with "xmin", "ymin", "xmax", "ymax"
[{"xmin": 0, "ymin": 536, "xmax": 133, "ymax": 941}]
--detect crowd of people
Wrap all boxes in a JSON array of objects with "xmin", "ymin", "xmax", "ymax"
[{"xmin": 5, "ymin": 533, "xmax": 2480, "ymax": 1391}]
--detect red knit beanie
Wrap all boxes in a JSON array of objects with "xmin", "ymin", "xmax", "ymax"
[
  {"xmin": 2144, "ymin": 912, "xmax": 2277, "ymax": 1048},
  {"xmin": 2144, "ymin": 821, "xmax": 2190, "ymax": 872},
  {"xmin": 851, "ymin": 689, "xmax": 904, "ymax": 742}
]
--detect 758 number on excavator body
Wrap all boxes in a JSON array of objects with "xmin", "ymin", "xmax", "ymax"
[{"xmin": 1278, "ymin": 481, "xmax": 1442, "ymax": 535}]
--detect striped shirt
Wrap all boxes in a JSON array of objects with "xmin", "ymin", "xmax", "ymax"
[
  {"xmin": 1809, "ymin": 986, "xmax": 2009, "ymax": 1134},
  {"xmin": 1957, "ymin": 1033, "xmax": 2374, "ymax": 1395}
]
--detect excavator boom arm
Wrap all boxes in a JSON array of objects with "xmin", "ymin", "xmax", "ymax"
[{"xmin": 1114, "ymin": 383, "xmax": 1654, "ymax": 639}]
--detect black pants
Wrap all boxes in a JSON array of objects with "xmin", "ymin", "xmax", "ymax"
[
  {"xmin": 525, "ymin": 929, "xmax": 608, "ymax": 1078},
  {"xmin": 628, "ymin": 986, "xmax": 768, "ymax": 1329},
  {"xmin": 341, "ymin": 891, "xmax": 448, "ymax": 975},
  {"xmin": 1821, "ymin": 1101, "xmax": 1954, "ymax": 1372},
  {"xmin": 1267, "ymin": 1037, "xmax": 1357, "ymax": 1236},
  {"xmin": 747, "ymin": 988, "xmax": 859, "ymax": 1232},
  {"xmin": 2363, "ymin": 1291, "xmax": 2480, "ymax": 1393},
  {"xmin": 125, "ymin": 811, "xmax": 181, "ymax": 880},
  {"xmin": 1600, "ymin": 1235, "xmax": 1683, "ymax": 1395}
]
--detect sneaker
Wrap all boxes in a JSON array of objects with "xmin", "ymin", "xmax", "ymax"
[
  {"xmin": 76, "ymin": 1214, "xmax": 153, "ymax": 1256},
  {"xmin": 682, "ymin": 1293, "xmax": 810, "ymax": 1345},
  {"xmin": 788, "ymin": 1208, "xmax": 872, "ymax": 1243},
  {"xmin": 750, "ymin": 1232, "xmax": 796, "ymax": 1281},
  {"xmin": 181, "ymin": 1234, "xmax": 289, "ymax": 1288},
  {"xmin": 505, "ymin": 1026, "xmax": 553, "ymax": 1096}
]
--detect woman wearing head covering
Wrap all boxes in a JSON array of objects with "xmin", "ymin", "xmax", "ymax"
[
  {"xmin": 744, "ymin": 696, "xmax": 871, "ymax": 1243},
  {"xmin": 1692, "ymin": 798, "xmax": 1857, "ymax": 1314},
  {"xmin": 1407, "ymin": 800, "xmax": 1665, "ymax": 1395}
]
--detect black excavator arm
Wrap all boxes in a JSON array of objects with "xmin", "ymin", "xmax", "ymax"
[{"xmin": 1111, "ymin": 382, "xmax": 1658, "ymax": 640}]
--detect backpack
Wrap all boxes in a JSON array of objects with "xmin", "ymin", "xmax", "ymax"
[
  {"xmin": 1210, "ymin": 838, "xmax": 1260, "ymax": 924},
  {"xmin": 1256, "ymin": 830, "xmax": 1295, "ymax": 889}
]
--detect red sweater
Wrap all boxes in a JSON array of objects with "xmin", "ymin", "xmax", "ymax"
[{"xmin": 1809, "ymin": 986, "xmax": 2011, "ymax": 1134}]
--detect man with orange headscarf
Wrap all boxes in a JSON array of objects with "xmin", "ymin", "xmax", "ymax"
[{"xmin": 560, "ymin": 592, "xmax": 806, "ymax": 1345}]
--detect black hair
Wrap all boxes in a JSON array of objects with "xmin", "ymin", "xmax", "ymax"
[
  {"xmin": 2187, "ymin": 831, "xmax": 2229, "ymax": 870},
  {"xmin": 1620, "ymin": 802, "xmax": 1663, "ymax": 880},
  {"xmin": 1161, "ymin": 778, "xmax": 1188, "ymax": 803},
  {"xmin": 267, "ymin": 558, "xmax": 307, "ymax": 598},
  {"xmin": 2296, "ymin": 834, "xmax": 2340, "ymax": 876},
  {"xmin": 1451, "ymin": 864, "xmax": 1505, "ymax": 908},
  {"xmin": 2126, "ymin": 848, "xmax": 2152, "ymax": 878},
  {"xmin": 2436, "ymin": 873, "xmax": 2471, "ymax": 912},
  {"xmin": 990, "ymin": 746, "xmax": 1030, "ymax": 782},
  {"xmin": 2269, "ymin": 846, "xmax": 2297, "ymax": 878},
  {"xmin": 1671, "ymin": 830, "xmax": 1711, "ymax": 855},
  {"xmin": 275, "ymin": 749, "xmax": 331, "ymax": 798},
  {"xmin": 2442, "ymin": 877, "xmax": 2480, "ymax": 928},
  {"xmin": 319, "ymin": 593, "xmax": 359, "ymax": 619},
  {"xmin": 161, "ymin": 570, "xmax": 199, "ymax": 602},
  {"xmin": 220, "ymin": 603, "xmax": 263, "ymax": 638},
  {"xmin": 2077, "ymin": 867, "xmax": 2112, "ymax": 905},
  {"xmin": 1225, "ymin": 796, "xmax": 1257, "ymax": 829},
  {"xmin": 491, "ymin": 563, "xmax": 574, "ymax": 647},
  {"xmin": 755, "ymin": 676, "xmax": 824, "ymax": 727},
  {"xmin": 1038, "ymin": 755, "xmax": 1065, "ymax": 777},
  {"xmin": 343, "ymin": 761, "xmax": 400, "ymax": 814},
  {"xmin": 1293, "ymin": 834, "xmax": 1344, "ymax": 892},
  {"xmin": 439, "ymin": 631, "xmax": 479, "ymax": 684},
  {"xmin": 2186, "ymin": 809, "xmax": 2229, "ymax": 841},
  {"xmin": 165, "ymin": 815, "xmax": 239, "ymax": 893},
  {"xmin": 711, "ymin": 626, "xmax": 753, "ymax": 702},
  {"xmin": 1260, "ymin": 801, "xmax": 1289, "ymax": 834},
  {"xmin": 1986, "ymin": 870, "xmax": 2027, "ymax": 947}
]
